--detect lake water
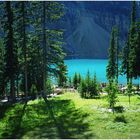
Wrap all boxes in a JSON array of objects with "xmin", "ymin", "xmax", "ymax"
[{"xmin": 64, "ymin": 59, "xmax": 139, "ymax": 85}]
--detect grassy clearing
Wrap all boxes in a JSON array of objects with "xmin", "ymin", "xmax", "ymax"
[{"xmin": 0, "ymin": 92, "xmax": 140, "ymax": 139}]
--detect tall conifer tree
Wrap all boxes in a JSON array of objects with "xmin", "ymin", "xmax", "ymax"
[
  {"xmin": 4, "ymin": 2, "xmax": 18, "ymax": 101},
  {"xmin": 106, "ymin": 27, "xmax": 117, "ymax": 82}
]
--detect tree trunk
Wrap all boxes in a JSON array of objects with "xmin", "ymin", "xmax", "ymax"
[
  {"xmin": 16, "ymin": 75, "xmax": 19, "ymax": 97},
  {"xmin": 22, "ymin": 2, "xmax": 28, "ymax": 100},
  {"xmin": 6, "ymin": 1, "xmax": 15, "ymax": 102},
  {"xmin": 42, "ymin": 1, "xmax": 47, "ymax": 94},
  {"xmin": 10, "ymin": 77, "xmax": 15, "ymax": 101}
]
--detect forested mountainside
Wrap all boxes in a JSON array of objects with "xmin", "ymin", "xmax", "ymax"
[{"xmin": 58, "ymin": 1, "xmax": 140, "ymax": 59}]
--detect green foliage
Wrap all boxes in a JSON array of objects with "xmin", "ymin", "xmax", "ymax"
[
  {"xmin": 105, "ymin": 82, "xmax": 118, "ymax": 110},
  {"xmin": 114, "ymin": 106, "xmax": 124, "ymax": 113},
  {"xmin": 127, "ymin": 81, "xmax": 133, "ymax": 105},
  {"xmin": 68, "ymin": 77, "xmax": 72, "ymax": 87},
  {"xmin": 85, "ymin": 71, "xmax": 91, "ymax": 92},
  {"xmin": 77, "ymin": 73, "xmax": 81, "ymax": 85},
  {"xmin": 0, "ymin": 1, "xmax": 66, "ymax": 100},
  {"xmin": 134, "ymin": 27, "xmax": 140, "ymax": 77},
  {"xmin": 2, "ymin": 2, "xmax": 18, "ymax": 100},
  {"xmin": 127, "ymin": 82, "xmax": 132, "ymax": 95},
  {"xmin": 90, "ymin": 73, "xmax": 99, "ymax": 97},
  {"xmin": 114, "ymin": 114, "xmax": 127, "ymax": 123},
  {"xmin": 46, "ymin": 79, "xmax": 53, "ymax": 95},
  {"xmin": 0, "ymin": 39, "xmax": 5, "ymax": 73},
  {"xmin": 30, "ymin": 84, "xmax": 37, "ymax": 97},
  {"xmin": 106, "ymin": 27, "xmax": 119, "ymax": 82},
  {"xmin": 0, "ymin": 39, "xmax": 5, "ymax": 95},
  {"xmin": 78, "ymin": 79, "xmax": 86, "ymax": 98},
  {"xmin": 121, "ymin": 1, "xmax": 140, "ymax": 105},
  {"xmin": 78, "ymin": 72, "xmax": 99, "ymax": 98},
  {"xmin": 121, "ymin": 1, "xmax": 140, "ymax": 81},
  {"xmin": 73, "ymin": 73, "xmax": 78, "ymax": 89},
  {"xmin": 0, "ymin": 93, "xmax": 140, "ymax": 139},
  {"xmin": 121, "ymin": 38, "xmax": 130, "ymax": 83},
  {"xmin": 57, "ymin": 61, "xmax": 67, "ymax": 87}
]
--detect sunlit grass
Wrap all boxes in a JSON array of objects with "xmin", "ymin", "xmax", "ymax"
[
  {"xmin": 0, "ymin": 92, "xmax": 140, "ymax": 139},
  {"xmin": 51, "ymin": 92, "xmax": 140, "ymax": 139}
]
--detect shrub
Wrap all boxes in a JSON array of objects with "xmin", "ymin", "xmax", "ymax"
[
  {"xmin": 78, "ymin": 72, "xmax": 99, "ymax": 98},
  {"xmin": 90, "ymin": 73, "xmax": 99, "ymax": 98},
  {"xmin": 114, "ymin": 114, "xmax": 127, "ymax": 123},
  {"xmin": 73, "ymin": 73, "xmax": 82, "ymax": 89},
  {"xmin": 114, "ymin": 106, "xmax": 124, "ymax": 113},
  {"xmin": 73, "ymin": 73, "xmax": 78, "ymax": 89},
  {"xmin": 30, "ymin": 84, "xmax": 37, "ymax": 98},
  {"xmin": 78, "ymin": 79, "xmax": 86, "ymax": 98},
  {"xmin": 68, "ymin": 77, "xmax": 72, "ymax": 88},
  {"xmin": 105, "ymin": 82, "xmax": 118, "ymax": 112},
  {"xmin": 46, "ymin": 79, "xmax": 53, "ymax": 95}
]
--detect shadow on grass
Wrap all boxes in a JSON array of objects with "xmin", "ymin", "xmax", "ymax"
[
  {"xmin": 114, "ymin": 114, "xmax": 127, "ymax": 123},
  {"xmin": 1, "ymin": 102, "xmax": 27, "ymax": 139},
  {"xmin": 114, "ymin": 106, "xmax": 124, "ymax": 113},
  {"xmin": 23, "ymin": 98, "xmax": 96, "ymax": 139},
  {"xmin": 0, "ymin": 104, "xmax": 12, "ymax": 120},
  {"xmin": 1, "ymin": 98, "xmax": 96, "ymax": 139},
  {"xmin": 47, "ymin": 99, "xmax": 95, "ymax": 139}
]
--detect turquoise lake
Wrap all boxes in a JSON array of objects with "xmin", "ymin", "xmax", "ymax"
[{"xmin": 64, "ymin": 59, "xmax": 140, "ymax": 85}]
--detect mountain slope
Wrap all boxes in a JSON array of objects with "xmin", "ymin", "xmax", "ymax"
[
  {"xmin": 59, "ymin": 1, "xmax": 140, "ymax": 59},
  {"xmin": 66, "ymin": 15, "xmax": 109, "ymax": 58}
]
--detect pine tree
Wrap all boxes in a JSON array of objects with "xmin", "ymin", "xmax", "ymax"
[
  {"xmin": 85, "ymin": 70, "xmax": 91, "ymax": 97},
  {"xmin": 85, "ymin": 71, "xmax": 91, "ymax": 85},
  {"xmin": 26, "ymin": 35, "xmax": 43, "ymax": 93},
  {"xmin": 40, "ymin": 1, "xmax": 65, "ymax": 93},
  {"xmin": 128, "ymin": 1, "xmax": 137, "ymax": 82},
  {"xmin": 121, "ymin": 1, "xmax": 137, "ymax": 105},
  {"xmin": 106, "ymin": 82, "xmax": 118, "ymax": 113},
  {"xmin": 0, "ymin": 1, "xmax": 66, "ymax": 100},
  {"xmin": 73, "ymin": 73, "xmax": 78, "ymax": 89},
  {"xmin": 22, "ymin": 2, "xmax": 28, "ymax": 100},
  {"xmin": 121, "ymin": 35, "xmax": 130, "ymax": 84},
  {"xmin": 78, "ymin": 72, "xmax": 99, "ymax": 99},
  {"xmin": 25, "ymin": 2, "xmax": 44, "ymax": 92},
  {"xmin": 4, "ymin": 2, "xmax": 18, "ymax": 101},
  {"xmin": 106, "ymin": 27, "xmax": 117, "ymax": 82},
  {"xmin": 57, "ymin": 61, "xmax": 67, "ymax": 87},
  {"xmin": 0, "ymin": 39, "xmax": 5, "ymax": 97},
  {"xmin": 90, "ymin": 73, "xmax": 99, "ymax": 98},
  {"xmin": 42, "ymin": 1, "xmax": 47, "ymax": 95},
  {"xmin": 115, "ymin": 27, "xmax": 119, "ymax": 83},
  {"xmin": 77, "ymin": 73, "xmax": 81, "ymax": 86},
  {"xmin": 17, "ymin": 1, "xmax": 65, "ymax": 95},
  {"xmin": 14, "ymin": 1, "xmax": 30, "ymax": 99},
  {"xmin": 68, "ymin": 77, "xmax": 72, "ymax": 88},
  {"xmin": 78, "ymin": 78, "xmax": 86, "ymax": 98},
  {"xmin": 135, "ymin": 25, "xmax": 140, "ymax": 77}
]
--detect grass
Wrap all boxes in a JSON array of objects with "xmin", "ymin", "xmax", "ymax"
[{"xmin": 0, "ymin": 92, "xmax": 140, "ymax": 139}]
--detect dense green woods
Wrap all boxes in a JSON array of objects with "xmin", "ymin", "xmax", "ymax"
[
  {"xmin": 121, "ymin": 1, "xmax": 139, "ymax": 83},
  {"xmin": 106, "ymin": 27, "xmax": 119, "ymax": 83},
  {"xmin": 106, "ymin": 2, "xmax": 140, "ymax": 85},
  {"xmin": 0, "ymin": 1, "xmax": 66, "ymax": 101},
  {"xmin": 107, "ymin": 1, "xmax": 140, "ymax": 84},
  {"xmin": 0, "ymin": 1, "xmax": 140, "ymax": 139},
  {"xmin": 106, "ymin": 1, "xmax": 140, "ymax": 108},
  {"xmin": 0, "ymin": 1, "xmax": 139, "ymax": 107}
]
